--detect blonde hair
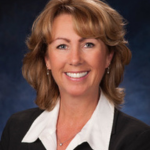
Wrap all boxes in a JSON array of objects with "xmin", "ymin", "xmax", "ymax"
[{"xmin": 22, "ymin": 0, "xmax": 131, "ymax": 110}]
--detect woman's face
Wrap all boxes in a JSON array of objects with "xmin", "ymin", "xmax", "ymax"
[{"xmin": 45, "ymin": 14, "xmax": 113, "ymax": 97}]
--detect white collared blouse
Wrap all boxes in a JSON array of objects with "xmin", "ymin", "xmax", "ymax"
[{"xmin": 22, "ymin": 91, "xmax": 114, "ymax": 150}]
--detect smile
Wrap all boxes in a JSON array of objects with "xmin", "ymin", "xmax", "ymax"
[{"xmin": 66, "ymin": 72, "xmax": 88, "ymax": 78}]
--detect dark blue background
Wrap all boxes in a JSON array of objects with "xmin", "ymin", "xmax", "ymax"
[{"xmin": 0, "ymin": 0, "xmax": 150, "ymax": 137}]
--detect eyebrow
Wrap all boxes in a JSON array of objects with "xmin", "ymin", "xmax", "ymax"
[{"xmin": 52, "ymin": 37, "xmax": 88, "ymax": 43}]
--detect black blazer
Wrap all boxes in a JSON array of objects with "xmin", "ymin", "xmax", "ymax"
[{"xmin": 1, "ymin": 108, "xmax": 150, "ymax": 150}]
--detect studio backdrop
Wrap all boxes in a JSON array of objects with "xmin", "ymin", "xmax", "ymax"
[{"xmin": 0, "ymin": 0, "xmax": 150, "ymax": 137}]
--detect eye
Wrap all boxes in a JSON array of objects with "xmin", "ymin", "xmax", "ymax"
[
  {"xmin": 84, "ymin": 43, "xmax": 95, "ymax": 48},
  {"xmin": 56, "ymin": 44, "xmax": 68, "ymax": 50}
]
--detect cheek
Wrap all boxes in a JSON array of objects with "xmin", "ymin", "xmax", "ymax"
[
  {"xmin": 49, "ymin": 53, "xmax": 65, "ymax": 70},
  {"xmin": 88, "ymin": 51, "xmax": 108, "ymax": 70}
]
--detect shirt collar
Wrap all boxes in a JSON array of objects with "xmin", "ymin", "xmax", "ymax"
[
  {"xmin": 66, "ymin": 91, "xmax": 114, "ymax": 150},
  {"xmin": 22, "ymin": 99, "xmax": 60, "ymax": 143},
  {"xmin": 22, "ymin": 90, "xmax": 114, "ymax": 150}
]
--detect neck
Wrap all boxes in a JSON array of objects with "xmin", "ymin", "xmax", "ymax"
[
  {"xmin": 56, "ymin": 88, "xmax": 100, "ymax": 149},
  {"xmin": 58, "ymin": 88, "xmax": 100, "ymax": 123}
]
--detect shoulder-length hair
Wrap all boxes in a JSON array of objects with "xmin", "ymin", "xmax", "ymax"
[{"xmin": 22, "ymin": 0, "xmax": 131, "ymax": 110}]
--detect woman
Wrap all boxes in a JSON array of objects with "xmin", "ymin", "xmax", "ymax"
[{"xmin": 1, "ymin": 0, "xmax": 150, "ymax": 150}]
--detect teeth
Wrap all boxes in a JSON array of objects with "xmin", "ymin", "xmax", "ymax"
[{"xmin": 66, "ymin": 72, "xmax": 88, "ymax": 78}]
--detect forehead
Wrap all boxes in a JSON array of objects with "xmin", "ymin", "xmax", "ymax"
[
  {"xmin": 52, "ymin": 14, "xmax": 73, "ymax": 33},
  {"xmin": 51, "ymin": 14, "xmax": 83, "ymax": 41},
  {"xmin": 51, "ymin": 11, "xmax": 100, "ymax": 39}
]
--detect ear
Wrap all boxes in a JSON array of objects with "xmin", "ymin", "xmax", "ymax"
[
  {"xmin": 105, "ymin": 50, "xmax": 114, "ymax": 68},
  {"xmin": 44, "ymin": 55, "xmax": 51, "ymax": 70}
]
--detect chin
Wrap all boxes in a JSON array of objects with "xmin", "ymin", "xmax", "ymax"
[{"xmin": 66, "ymin": 87, "xmax": 89, "ymax": 97}]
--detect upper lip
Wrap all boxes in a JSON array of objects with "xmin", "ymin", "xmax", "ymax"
[{"xmin": 65, "ymin": 70, "xmax": 90, "ymax": 73}]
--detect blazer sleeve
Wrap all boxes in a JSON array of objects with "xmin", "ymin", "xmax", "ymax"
[
  {"xmin": 127, "ymin": 129, "xmax": 150, "ymax": 150},
  {"xmin": 109, "ymin": 109, "xmax": 150, "ymax": 150},
  {"xmin": 0, "ymin": 114, "xmax": 25, "ymax": 150},
  {"xmin": 0, "ymin": 108, "xmax": 43, "ymax": 150},
  {"xmin": 0, "ymin": 116, "xmax": 13, "ymax": 150}
]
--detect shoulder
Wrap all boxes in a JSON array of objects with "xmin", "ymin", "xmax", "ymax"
[
  {"xmin": 6, "ymin": 107, "xmax": 44, "ymax": 136},
  {"xmin": 109, "ymin": 109, "xmax": 150, "ymax": 150},
  {"xmin": 115, "ymin": 109, "xmax": 150, "ymax": 132},
  {"xmin": 0, "ymin": 108, "xmax": 44, "ymax": 149},
  {"xmin": 10, "ymin": 107, "xmax": 44, "ymax": 123}
]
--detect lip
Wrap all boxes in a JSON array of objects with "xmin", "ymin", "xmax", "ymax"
[{"xmin": 64, "ymin": 71, "xmax": 90, "ymax": 81}]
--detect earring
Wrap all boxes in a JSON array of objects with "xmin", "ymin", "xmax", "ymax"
[
  {"xmin": 107, "ymin": 67, "xmax": 110, "ymax": 74},
  {"xmin": 47, "ymin": 69, "xmax": 49, "ymax": 75}
]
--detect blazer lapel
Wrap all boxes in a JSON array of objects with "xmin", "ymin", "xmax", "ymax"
[
  {"xmin": 20, "ymin": 139, "xmax": 46, "ymax": 150},
  {"xmin": 74, "ymin": 142, "xmax": 93, "ymax": 150}
]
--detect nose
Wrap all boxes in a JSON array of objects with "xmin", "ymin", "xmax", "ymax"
[{"xmin": 68, "ymin": 46, "xmax": 83, "ymax": 66}]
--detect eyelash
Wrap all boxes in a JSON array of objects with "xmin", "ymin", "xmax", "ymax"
[
  {"xmin": 56, "ymin": 44, "xmax": 67, "ymax": 50},
  {"xmin": 56, "ymin": 42, "xmax": 95, "ymax": 50},
  {"xmin": 84, "ymin": 43, "xmax": 95, "ymax": 48}
]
